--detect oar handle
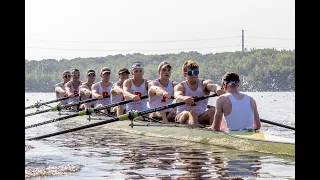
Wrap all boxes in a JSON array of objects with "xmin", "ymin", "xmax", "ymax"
[
  {"xmin": 62, "ymin": 95, "xmax": 110, "ymax": 109},
  {"xmin": 86, "ymin": 95, "xmax": 149, "ymax": 114},
  {"xmin": 130, "ymin": 93, "xmax": 218, "ymax": 119}
]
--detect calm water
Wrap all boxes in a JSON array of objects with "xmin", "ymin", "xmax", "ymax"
[{"xmin": 25, "ymin": 92, "xmax": 295, "ymax": 179}]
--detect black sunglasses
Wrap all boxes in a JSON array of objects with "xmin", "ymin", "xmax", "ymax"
[
  {"xmin": 88, "ymin": 73, "xmax": 95, "ymax": 77},
  {"xmin": 63, "ymin": 75, "xmax": 71, "ymax": 78}
]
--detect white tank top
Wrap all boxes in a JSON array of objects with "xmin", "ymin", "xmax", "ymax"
[
  {"xmin": 111, "ymin": 81, "xmax": 126, "ymax": 110},
  {"xmin": 126, "ymin": 79, "xmax": 148, "ymax": 111},
  {"xmin": 149, "ymin": 79, "xmax": 174, "ymax": 112},
  {"xmin": 95, "ymin": 82, "xmax": 113, "ymax": 106},
  {"xmin": 176, "ymin": 79, "xmax": 207, "ymax": 116},
  {"xmin": 224, "ymin": 93, "xmax": 254, "ymax": 131},
  {"xmin": 69, "ymin": 81, "xmax": 81, "ymax": 102},
  {"xmin": 55, "ymin": 82, "xmax": 69, "ymax": 105},
  {"xmin": 80, "ymin": 83, "xmax": 95, "ymax": 108}
]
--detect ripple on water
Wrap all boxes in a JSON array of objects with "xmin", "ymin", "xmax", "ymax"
[{"xmin": 25, "ymin": 164, "xmax": 81, "ymax": 179}]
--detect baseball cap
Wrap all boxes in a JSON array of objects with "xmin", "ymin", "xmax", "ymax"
[
  {"xmin": 86, "ymin": 69, "xmax": 95, "ymax": 75},
  {"xmin": 118, "ymin": 68, "xmax": 130, "ymax": 75},
  {"xmin": 157, "ymin": 61, "xmax": 172, "ymax": 73},
  {"xmin": 131, "ymin": 61, "xmax": 144, "ymax": 70},
  {"xmin": 100, "ymin": 67, "xmax": 111, "ymax": 74}
]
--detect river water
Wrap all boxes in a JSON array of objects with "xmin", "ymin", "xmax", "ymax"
[{"xmin": 25, "ymin": 92, "xmax": 295, "ymax": 179}]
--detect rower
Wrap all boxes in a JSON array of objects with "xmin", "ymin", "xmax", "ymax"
[
  {"xmin": 65, "ymin": 69, "xmax": 82, "ymax": 110},
  {"xmin": 111, "ymin": 68, "xmax": 130, "ymax": 116},
  {"xmin": 207, "ymin": 72, "xmax": 261, "ymax": 131},
  {"xmin": 79, "ymin": 69, "xmax": 96, "ymax": 110},
  {"xmin": 174, "ymin": 60, "xmax": 225, "ymax": 125},
  {"xmin": 123, "ymin": 61, "xmax": 150, "ymax": 113},
  {"xmin": 148, "ymin": 61, "xmax": 178, "ymax": 123},
  {"xmin": 91, "ymin": 67, "xmax": 114, "ymax": 114},
  {"xmin": 55, "ymin": 70, "xmax": 71, "ymax": 106}
]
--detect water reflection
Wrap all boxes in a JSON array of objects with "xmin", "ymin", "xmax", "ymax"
[{"xmin": 25, "ymin": 119, "xmax": 294, "ymax": 179}]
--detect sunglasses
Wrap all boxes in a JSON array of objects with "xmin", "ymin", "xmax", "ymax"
[
  {"xmin": 224, "ymin": 80, "xmax": 240, "ymax": 86},
  {"xmin": 186, "ymin": 70, "xmax": 199, "ymax": 76},
  {"xmin": 72, "ymin": 74, "xmax": 80, "ymax": 77},
  {"xmin": 63, "ymin": 75, "xmax": 71, "ymax": 78},
  {"xmin": 88, "ymin": 73, "xmax": 95, "ymax": 77}
]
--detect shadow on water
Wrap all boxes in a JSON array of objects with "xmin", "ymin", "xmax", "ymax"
[{"xmin": 25, "ymin": 117, "xmax": 294, "ymax": 179}]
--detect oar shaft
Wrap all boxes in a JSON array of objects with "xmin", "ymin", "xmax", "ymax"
[
  {"xmin": 25, "ymin": 94, "xmax": 79, "ymax": 110},
  {"xmin": 27, "ymin": 116, "xmax": 123, "ymax": 140},
  {"xmin": 63, "ymin": 95, "xmax": 110, "ymax": 109},
  {"xmin": 260, "ymin": 118, "xmax": 295, "ymax": 130},
  {"xmin": 25, "ymin": 113, "xmax": 79, "ymax": 129},
  {"xmin": 25, "ymin": 109, "xmax": 52, "ymax": 117}
]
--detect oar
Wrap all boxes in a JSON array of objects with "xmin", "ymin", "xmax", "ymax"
[
  {"xmin": 25, "ymin": 94, "xmax": 79, "ymax": 110},
  {"xmin": 26, "ymin": 94, "xmax": 217, "ymax": 140},
  {"xmin": 260, "ymin": 118, "xmax": 295, "ymax": 130},
  {"xmin": 25, "ymin": 95, "xmax": 149, "ymax": 129},
  {"xmin": 206, "ymin": 105, "xmax": 295, "ymax": 130},
  {"xmin": 25, "ymin": 95, "xmax": 110, "ymax": 117}
]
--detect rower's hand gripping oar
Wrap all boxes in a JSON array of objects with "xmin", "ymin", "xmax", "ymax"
[
  {"xmin": 26, "ymin": 94, "xmax": 217, "ymax": 140},
  {"xmin": 25, "ymin": 95, "xmax": 110, "ymax": 117},
  {"xmin": 25, "ymin": 95, "xmax": 148, "ymax": 129},
  {"xmin": 25, "ymin": 94, "xmax": 79, "ymax": 110}
]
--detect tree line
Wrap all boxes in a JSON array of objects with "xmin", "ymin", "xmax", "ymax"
[{"xmin": 25, "ymin": 48, "xmax": 295, "ymax": 92}]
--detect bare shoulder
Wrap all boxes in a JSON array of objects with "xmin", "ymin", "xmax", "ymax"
[
  {"xmin": 123, "ymin": 79, "xmax": 132, "ymax": 87},
  {"xmin": 203, "ymin": 79, "xmax": 214, "ymax": 85},
  {"xmin": 174, "ymin": 82, "xmax": 185, "ymax": 91},
  {"xmin": 91, "ymin": 82, "xmax": 99, "ymax": 89},
  {"xmin": 172, "ymin": 81, "xmax": 179, "ymax": 87}
]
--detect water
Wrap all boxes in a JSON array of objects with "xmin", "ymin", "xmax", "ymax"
[{"xmin": 25, "ymin": 92, "xmax": 295, "ymax": 179}]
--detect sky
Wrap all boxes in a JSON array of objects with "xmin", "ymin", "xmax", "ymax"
[{"xmin": 25, "ymin": 0, "xmax": 295, "ymax": 61}]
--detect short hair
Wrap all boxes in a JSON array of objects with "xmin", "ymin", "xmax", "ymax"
[
  {"xmin": 182, "ymin": 60, "xmax": 199, "ymax": 73},
  {"xmin": 71, "ymin": 69, "xmax": 80, "ymax": 74},
  {"xmin": 62, "ymin": 70, "xmax": 70, "ymax": 75},
  {"xmin": 221, "ymin": 72, "xmax": 240, "ymax": 83}
]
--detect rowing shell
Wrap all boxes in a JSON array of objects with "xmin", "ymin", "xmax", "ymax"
[{"xmin": 65, "ymin": 115, "xmax": 294, "ymax": 156}]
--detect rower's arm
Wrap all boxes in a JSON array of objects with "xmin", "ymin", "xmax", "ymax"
[
  {"xmin": 79, "ymin": 84, "xmax": 90, "ymax": 96},
  {"xmin": 173, "ymin": 83, "xmax": 186, "ymax": 101},
  {"xmin": 250, "ymin": 97, "xmax": 261, "ymax": 130},
  {"xmin": 111, "ymin": 82, "xmax": 123, "ymax": 95},
  {"xmin": 149, "ymin": 81, "xmax": 166, "ymax": 96},
  {"xmin": 212, "ymin": 96, "xmax": 225, "ymax": 130},
  {"xmin": 204, "ymin": 80, "xmax": 221, "ymax": 94},
  {"xmin": 91, "ymin": 83, "xmax": 101, "ymax": 98},
  {"xmin": 55, "ymin": 83, "xmax": 65, "ymax": 94},
  {"xmin": 123, "ymin": 79, "xmax": 135, "ymax": 99},
  {"xmin": 64, "ymin": 82, "xmax": 72, "ymax": 96}
]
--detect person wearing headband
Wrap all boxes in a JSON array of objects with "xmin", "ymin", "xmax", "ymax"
[
  {"xmin": 148, "ymin": 61, "xmax": 179, "ymax": 123},
  {"xmin": 207, "ymin": 72, "xmax": 261, "ymax": 131},
  {"xmin": 123, "ymin": 61, "xmax": 150, "ymax": 112},
  {"xmin": 91, "ymin": 67, "xmax": 114, "ymax": 114},
  {"xmin": 111, "ymin": 68, "xmax": 130, "ymax": 116},
  {"xmin": 65, "ymin": 69, "xmax": 82, "ymax": 110},
  {"xmin": 174, "ymin": 60, "xmax": 225, "ymax": 125},
  {"xmin": 79, "ymin": 69, "xmax": 97, "ymax": 110},
  {"xmin": 55, "ymin": 70, "xmax": 71, "ymax": 105}
]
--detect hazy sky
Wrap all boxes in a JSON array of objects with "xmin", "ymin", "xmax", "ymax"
[{"xmin": 25, "ymin": 0, "xmax": 295, "ymax": 60}]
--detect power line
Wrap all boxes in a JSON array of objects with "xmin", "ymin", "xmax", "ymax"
[
  {"xmin": 26, "ymin": 45, "xmax": 242, "ymax": 51},
  {"xmin": 26, "ymin": 36, "xmax": 241, "ymax": 44},
  {"xmin": 245, "ymin": 36, "xmax": 294, "ymax": 40}
]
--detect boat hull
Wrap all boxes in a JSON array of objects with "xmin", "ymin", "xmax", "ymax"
[{"xmin": 68, "ymin": 116, "xmax": 295, "ymax": 156}]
